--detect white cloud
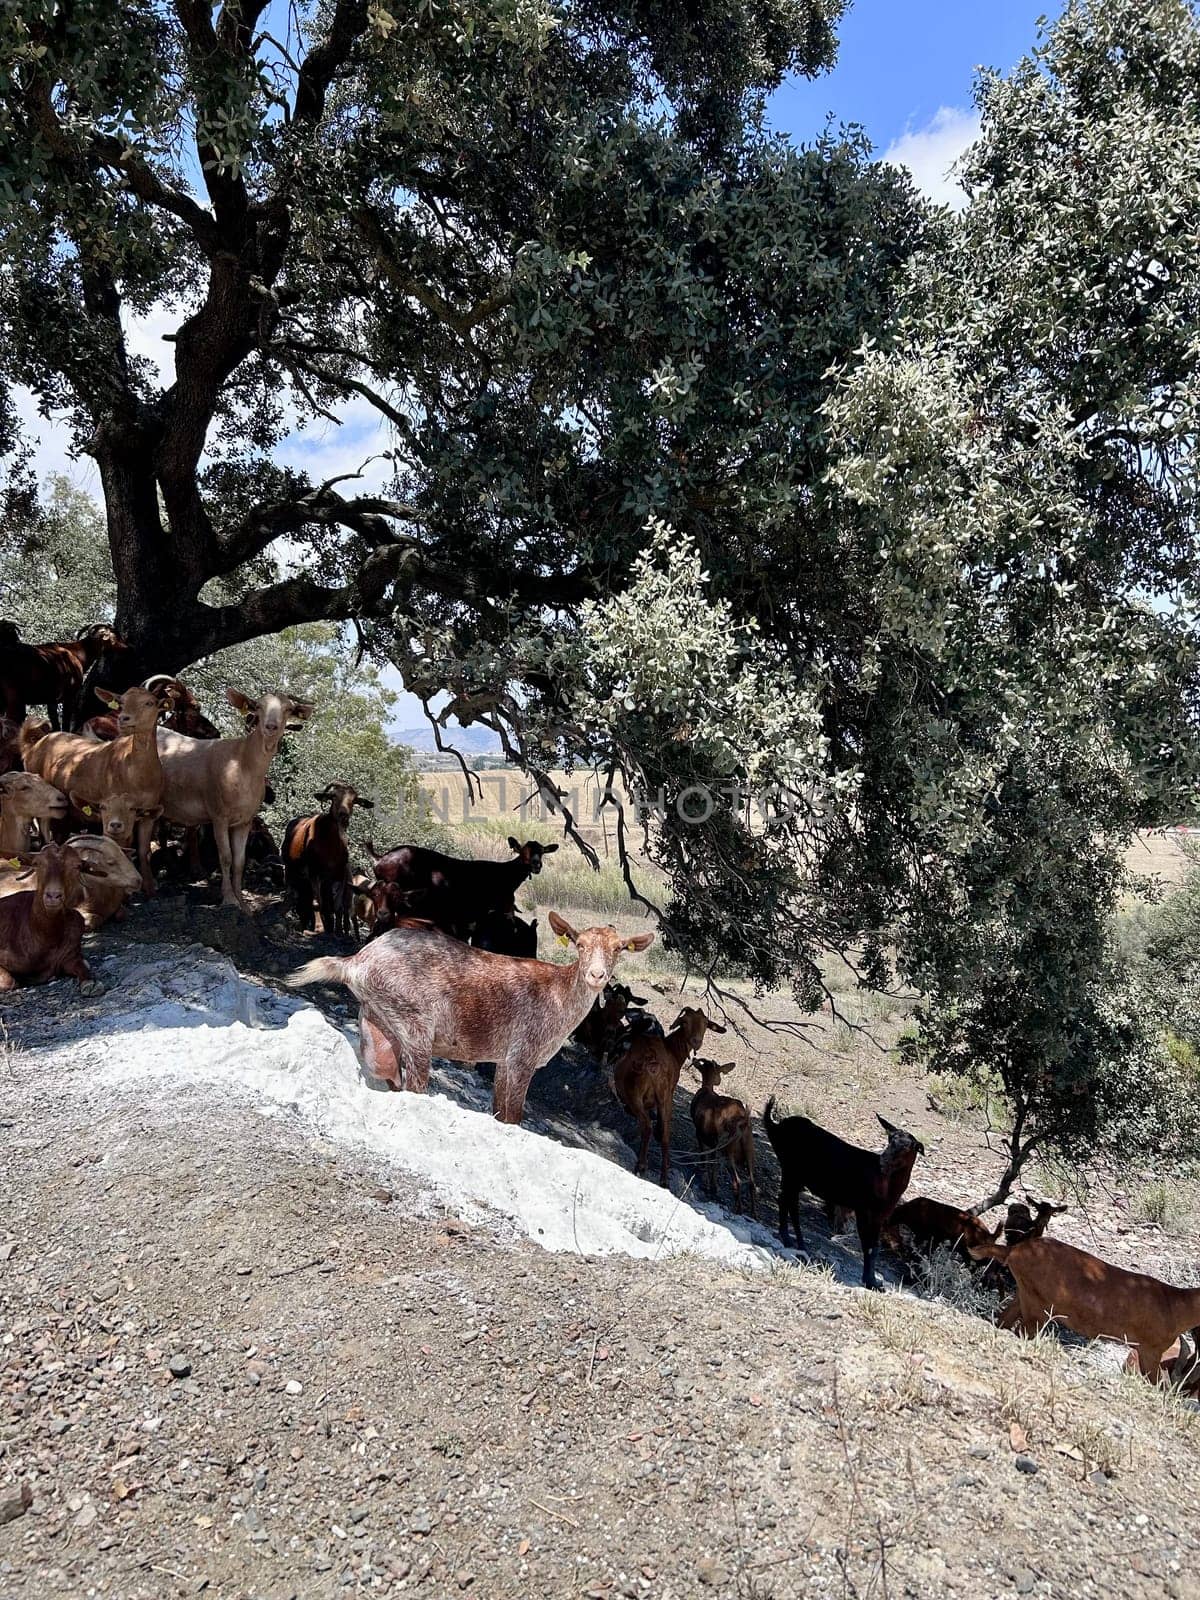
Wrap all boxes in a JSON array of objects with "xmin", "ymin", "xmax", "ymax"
[{"xmin": 883, "ymin": 105, "xmax": 980, "ymax": 210}]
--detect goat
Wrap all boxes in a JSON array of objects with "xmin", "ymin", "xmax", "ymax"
[
  {"xmin": 341, "ymin": 870, "xmax": 376, "ymax": 940},
  {"xmin": 613, "ymin": 1007, "xmax": 727, "ymax": 1187},
  {"xmin": 141, "ymin": 675, "xmax": 219, "ymax": 739},
  {"xmin": 470, "ymin": 909, "xmax": 538, "ymax": 958},
  {"xmin": 368, "ymin": 835, "xmax": 558, "ymax": 934},
  {"xmin": 59, "ymin": 834, "xmax": 142, "ymax": 927},
  {"xmin": 969, "ymin": 1233, "xmax": 1200, "ymax": 1382},
  {"xmin": 884, "ymin": 1197, "xmax": 1002, "ymax": 1266},
  {"xmin": 0, "ymin": 772, "xmax": 69, "ymax": 853},
  {"xmin": 0, "ymin": 843, "xmax": 103, "ymax": 992},
  {"xmin": 574, "ymin": 981, "xmax": 648, "ymax": 1060},
  {"xmin": 282, "ymin": 781, "xmax": 374, "ymax": 934},
  {"xmin": 19, "ymin": 684, "xmax": 170, "ymax": 894},
  {"xmin": 0, "ymin": 622, "xmax": 114, "ymax": 729},
  {"xmin": 83, "ymin": 676, "xmax": 219, "ymax": 743},
  {"xmin": 67, "ymin": 788, "xmax": 162, "ymax": 853},
  {"xmin": 0, "ymin": 715, "xmax": 20, "ymax": 775},
  {"xmin": 156, "ymin": 687, "xmax": 314, "ymax": 909},
  {"xmin": 286, "ymin": 911, "xmax": 654, "ymax": 1124},
  {"xmin": 763, "ymin": 1101, "xmax": 924, "ymax": 1290},
  {"xmin": 690, "ymin": 1058, "xmax": 757, "ymax": 1216},
  {"xmin": 1004, "ymin": 1197, "xmax": 1068, "ymax": 1245}
]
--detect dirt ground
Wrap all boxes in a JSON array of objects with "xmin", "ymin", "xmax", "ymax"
[{"xmin": 2, "ymin": 885, "xmax": 1200, "ymax": 1598}]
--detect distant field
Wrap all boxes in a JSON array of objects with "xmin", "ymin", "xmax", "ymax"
[
  {"xmin": 413, "ymin": 768, "xmax": 1198, "ymax": 892},
  {"xmin": 414, "ymin": 767, "xmax": 635, "ymax": 862}
]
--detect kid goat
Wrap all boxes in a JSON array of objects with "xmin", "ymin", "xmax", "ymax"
[
  {"xmin": 287, "ymin": 912, "xmax": 654, "ymax": 1123},
  {"xmin": 690, "ymin": 1058, "xmax": 757, "ymax": 1216}
]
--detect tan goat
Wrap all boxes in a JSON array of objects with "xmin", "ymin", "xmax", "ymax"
[
  {"xmin": 20, "ymin": 684, "xmax": 169, "ymax": 893},
  {"xmin": 156, "ymin": 687, "xmax": 313, "ymax": 909},
  {"xmin": 613, "ymin": 1006, "xmax": 727, "ymax": 1187},
  {"xmin": 0, "ymin": 771, "xmax": 69, "ymax": 853}
]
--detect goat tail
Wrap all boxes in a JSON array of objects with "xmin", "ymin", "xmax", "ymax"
[
  {"xmin": 18, "ymin": 716, "xmax": 51, "ymax": 764},
  {"xmin": 284, "ymin": 954, "xmax": 349, "ymax": 991}
]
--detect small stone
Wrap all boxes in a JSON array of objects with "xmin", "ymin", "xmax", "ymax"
[
  {"xmin": 1014, "ymin": 1455, "xmax": 1039, "ymax": 1475},
  {"xmin": 241, "ymin": 1508, "xmax": 262, "ymax": 1533},
  {"xmin": 93, "ymin": 1280, "xmax": 119, "ymax": 1303},
  {"xmin": 1088, "ymin": 1468, "xmax": 1110, "ymax": 1488},
  {"xmin": 285, "ymin": 1379, "xmax": 303, "ymax": 1396},
  {"xmin": 697, "ymin": 1556, "xmax": 725, "ymax": 1587},
  {"xmin": 968, "ymin": 1445, "xmax": 992, "ymax": 1460},
  {"xmin": 372, "ymin": 1188, "xmax": 393, "ymax": 1205},
  {"xmin": 1014, "ymin": 1571, "xmax": 1036, "ymax": 1594},
  {"xmin": 168, "ymin": 1354, "xmax": 192, "ymax": 1380},
  {"xmin": 0, "ymin": 1241, "xmax": 17, "ymax": 1262},
  {"xmin": 457, "ymin": 1572, "xmax": 476, "ymax": 1589},
  {"xmin": 348, "ymin": 1506, "xmax": 369, "ymax": 1525},
  {"xmin": 409, "ymin": 1510, "xmax": 432, "ymax": 1536},
  {"xmin": 73, "ymin": 1502, "xmax": 97, "ymax": 1530}
]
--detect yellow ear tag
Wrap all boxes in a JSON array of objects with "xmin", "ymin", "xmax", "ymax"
[
  {"xmin": 625, "ymin": 940, "xmax": 637, "ymax": 951},
  {"xmin": 82, "ymin": 805, "xmax": 93, "ymax": 817},
  {"xmin": 557, "ymin": 933, "xmax": 569, "ymax": 946},
  {"xmin": 5, "ymin": 858, "xmax": 18, "ymax": 869}
]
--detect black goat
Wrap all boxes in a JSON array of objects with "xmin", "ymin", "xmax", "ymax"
[{"xmin": 763, "ymin": 1099, "xmax": 924, "ymax": 1290}]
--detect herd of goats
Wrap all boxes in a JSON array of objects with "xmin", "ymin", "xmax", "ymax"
[{"xmin": 3, "ymin": 621, "xmax": 1200, "ymax": 1396}]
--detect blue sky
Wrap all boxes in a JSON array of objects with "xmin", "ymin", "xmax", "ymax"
[{"xmin": 772, "ymin": 0, "xmax": 1052, "ymax": 156}]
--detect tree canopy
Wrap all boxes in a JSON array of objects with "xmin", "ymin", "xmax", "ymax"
[{"xmin": 4, "ymin": 0, "xmax": 1200, "ymax": 1055}]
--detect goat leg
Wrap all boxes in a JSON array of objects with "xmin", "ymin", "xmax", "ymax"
[
  {"xmin": 634, "ymin": 1110, "xmax": 653, "ymax": 1178},
  {"xmin": 134, "ymin": 815, "xmax": 157, "ymax": 897},
  {"xmin": 359, "ymin": 1009, "xmax": 402, "ymax": 1088},
  {"xmin": 230, "ymin": 823, "xmax": 250, "ymax": 910},
  {"xmin": 857, "ymin": 1212, "xmax": 883, "ymax": 1291},
  {"xmin": 492, "ymin": 1056, "xmax": 533, "ymax": 1124},
  {"xmin": 658, "ymin": 1099, "xmax": 673, "ymax": 1188}
]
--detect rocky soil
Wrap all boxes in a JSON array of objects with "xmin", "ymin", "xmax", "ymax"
[{"xmin": 1, "ymin": 894, "xmax": 1198, "ymax": 1598}]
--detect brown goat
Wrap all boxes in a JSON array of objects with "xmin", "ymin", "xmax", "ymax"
[
  {"xmin": 0, "ymin": 715, "xmax": 20, "ymax": 775},
  {"xmin": 885, "ymin": 1197, "xmax": 1002, "ymax": 1264},
  {"xmin": 0, "ymin": 843, "xmax": 103, "ymax": 991},
  {"xmin": 613, "ymin": 1007, "xmax": 727, "ymax": 1187},
  {"xmin": 573, "ymin": 981, "xmax": 648, "ymax": 1060},
  {"xmin": 0, "ymin": 622, "xmax": 113, "ymax": 729},
  {"xmin": 689, "ymin": 1058, "xmax": 757, "ymax": 1216},
  {"xmin": 282, "ymin": 781, "xmax": 373, "ymax": 934},
  {"xmin": 287, "ymin": 911, "xmax": 654, "ymax": 1124},
  {"xmin": 970, "ymin": 1233, "xmax": 1200, "ymax": 1382},
  {"xmin": 763, "ymin": 1101, "xmax": 925, "ymax": 1290},
  {"xmin": 1004, "ymin": 1197, "xmax": 1069, "ymax": 1245}
]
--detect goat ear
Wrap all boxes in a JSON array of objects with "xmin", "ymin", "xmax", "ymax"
[
  {"xmin": 623, "ymin": 930, "xmax": 655, "ymax": 952},
  {"xmin": 135, "ymin": 805, "xmax": 163, "ymax": 822},
  {"xmin": 68, "ymin": 791, "xmax": 93, "ymax": 816},
  {"xmin": 355, "ymin": 796, "xmax": 374, "ymax": 809},
  {"xmin": 876, "ymin": 1113, "xmax": 899, "ymax": 1136},
  {"xmin": 507, "ymin": 836, "xmax": 520, "ymax": 853},
  {"xmin": 225, "ymin": 686, "xmax": 255, "ymax": 714},
  {"xmin": 287, "ymin": 698, "xmax": 316, "ymax": 722},
  {"xmin": 78, "ymin": 858, "xmax": 108, "ymax": 877},
  {"xmin": 541, "ymin": 842, "xmax": 558, "ymax": 854},
  {"xmin": 314, "ymin": 787, "xmax": 334, "ymax": 800},
  {"xmin": 95, "ymin": 688, "xmax": 121, "ymax": 711},
  {"xmin": 548, "ymin": 910, "xmax": 579, "ymax": 944},
  {"xmin": 706, "ymin": 1017, "xmax": 727, "ymax": 1034}
]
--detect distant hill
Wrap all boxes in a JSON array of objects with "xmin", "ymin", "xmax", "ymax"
[{"xmin": 395, "ymin": 723, "xmax": 502, "ymax": 757}]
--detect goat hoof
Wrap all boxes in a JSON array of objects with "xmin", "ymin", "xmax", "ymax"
[{"xmin": 78, "ymin": 979, "xmax": 106, "ymax": 998}]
